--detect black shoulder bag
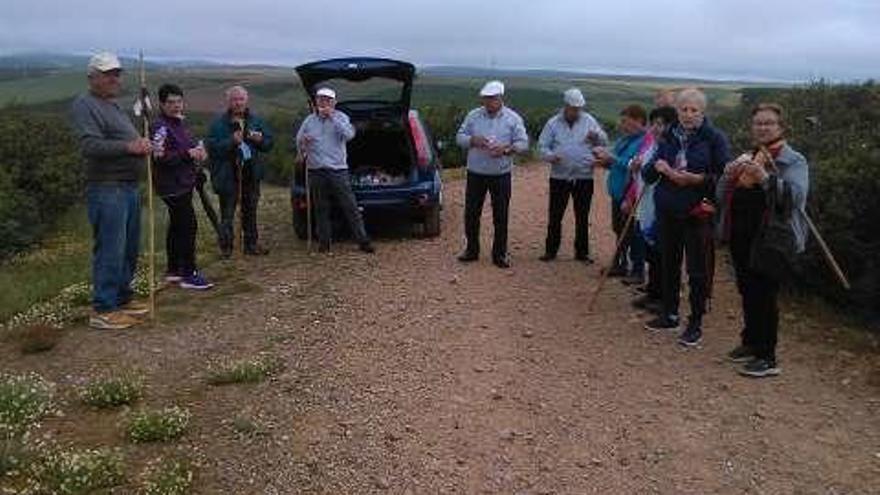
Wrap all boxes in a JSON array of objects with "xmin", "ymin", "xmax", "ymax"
[{"xmin": 749, "ymin": 175, "xmax": 797, "ymax": 281}]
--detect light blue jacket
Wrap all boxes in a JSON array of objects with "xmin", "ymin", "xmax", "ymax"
[
  {"xmin": 537, "ymin": 110, "xmax": 608, "ymax": 180},
  {"xmin": 456, "ymin": 106, "xmax": 529, "ymax": 176},
  {"xmin": 295, "ymin": 111, "xmax": 356, "ymax": 171}
]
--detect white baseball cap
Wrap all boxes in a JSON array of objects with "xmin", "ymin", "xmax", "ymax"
[
  {"xmin": 563, "ymin": 88, "xmax": 586, "ymax": 108},
  {"xmin": 479, "ymin": 80, "xmax": 505, "ymax": 97},
  {"xmin": 316, "ymin": 87, "xmax": 336, "ymax": 99},
  {"xmin": 87, "ymin": 51, "xmax": 122, "ymax": 74}
]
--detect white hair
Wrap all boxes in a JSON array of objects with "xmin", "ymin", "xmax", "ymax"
[
  {"xmin": 676, "ymin": 87, "xmax": 707, "ymax": 110},
  {"xmin": 225, "ymin": 85, "xmax": 248, "ymax": 101}
]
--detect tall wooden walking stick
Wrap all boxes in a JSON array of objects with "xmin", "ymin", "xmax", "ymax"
[
  {"xmin": 305, "ymin": 159, "xmax": 313, "ymax": 252},
  {"xmin": 234, "ymin": 119, "xmax": 245, "ymax": 257},
  {"xmin": 587, "ymin": 184, "xmax": 650, "ymax": 313},
  {"xmin": 137, "ymin": 51, "xmax": 156, "ymax": 323}
]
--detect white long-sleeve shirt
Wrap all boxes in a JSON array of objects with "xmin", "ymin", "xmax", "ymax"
[
  {"xmin": 456, "ymin": 106, "xmax": 529, "ymax": 176},
  {"xmin": 537, "ymin": 110, "xmax": 607, "ymax": 180},
  {"xmin": 295, "ymin": 111, "xmax": 356, "ymax": 170}
]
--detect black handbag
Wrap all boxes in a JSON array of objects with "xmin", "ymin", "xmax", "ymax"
[{"xmin": 749, "ymin": 175, "xmax": 797, "ymax": 281}]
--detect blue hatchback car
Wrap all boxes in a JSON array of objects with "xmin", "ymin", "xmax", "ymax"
[{"xmin": 291, "ymin": 57, "xmax": 443, "ymax": 239}]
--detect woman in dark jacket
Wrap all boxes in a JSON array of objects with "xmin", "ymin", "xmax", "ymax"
[
  {"xmin": 643, "ymin": 88, "xmax": 730, "ymax": 347},
  {"xmin": 716, "ymin": 103, "xmax": 809, "ymax": 377},
  {"xmin": 151, "ymin": 83, "xmax": 213, "ymax": 290}
]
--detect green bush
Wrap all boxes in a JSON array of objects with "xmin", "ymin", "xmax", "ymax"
[
  {"xmin": 25, "ymin": 447, "xmax": 125, "ymax": 494},
  {"xmin": 79, "ymin": 373, "xmax": 143, "ymax": 409},
  {"xmin": 0, "ymin": 108, "xmax": 82, "ymax": 258},
  {"xmin": 716, "ymin": 81, "xmax": 880, "ymax": 320},
  {"xmin": 127, "ymin": 406, "xmax": 190, "ymax": 443},
  {"xmin": 142, "ymin": 457, "xmax": 193, "ymax": 495}
]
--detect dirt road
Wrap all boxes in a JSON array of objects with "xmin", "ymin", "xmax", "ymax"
[{"xmin": 5, "ymin": 164, "xmax": 879, "ymax": 494}]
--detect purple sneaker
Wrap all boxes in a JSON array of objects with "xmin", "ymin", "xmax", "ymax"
[{"xmin": 179, "ymin": 271, "xmax": 214, "ymax": 290}]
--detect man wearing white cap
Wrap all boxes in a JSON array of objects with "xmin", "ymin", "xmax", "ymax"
[
  {"xmin": 537, "ymin": 88, "xmax": 608, "ymax": 263},
  {"xmin": 455, "ymin": 80, "xmax": 529, "ymax": 268},
  {"xmin": 295, "ymin": 87, "xmax": 375, "ymax": 254},
  {"xmin": 70, "ymin": 51, "xmax": 153, "ymax": 329}
]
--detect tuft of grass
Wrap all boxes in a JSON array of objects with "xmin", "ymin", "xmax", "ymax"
[
  {"xmin": 25, "ymin": 447, "xmax": 125, "ymax": 495},
  {"xmin": 79, "ymin": 373, "xmax": 144, "ymax": 409},
  {"xmin": 206, "ymin": 357, "xmax": 281, "ymax": 386},
  {"xmin": 13, "ymin": 324, "xmax": 62, "ymax": 354},
  {"xmin": 127, "ymin": 406, "xmax": 191, "ymax": 443},
  {"xmin": 0, "ymin": 373, "xmax": 56, "ymax": 441},
  {"xmin": 142, "ymin": 457, "xmax": 194, "ymax": 495}
]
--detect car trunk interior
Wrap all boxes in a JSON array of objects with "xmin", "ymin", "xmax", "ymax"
[{"xmin": 346, "ymin": 113, "xmax": 415, "ymax": 187}]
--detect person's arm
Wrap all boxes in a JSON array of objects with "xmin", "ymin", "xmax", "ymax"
[
  {"xmin": 206, "ymin": 117, "xmax": 234, "ymax": 159},
  {"xmin": 70, "ymin": 99, "xmax": 130, "ymax": 158},
  {"xmin": 589, "ymin": 118, "xmax": 609, "ymax": 147},
  {"xmin": 456, "ymin": 112, "xmax": 475, "ymax": 149},
  {"xmin": 331, "ymin": 111, "xmax": 355, "ymax": 142},
  {"xmin": 509, "ymin": 114, "xmax": 529, "ymax": 155},
  {"xmin": 250, "ymin": 117, "xmax": 274, "ymax": 152},
  {"xmin": 537, "ymin": 119, "xmax": 558, "ymax": 163},
  {"xmin": 642, "ymin": 140, "xmax": 669, "ymax": 183}
]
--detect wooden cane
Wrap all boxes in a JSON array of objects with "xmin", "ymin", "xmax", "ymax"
[
  {"xmin": 138, "ymin": 51, "xmax": 156, "ymax": 325},
  {"xmin": 234, "ymin": 119, "xmax": 245, "ymax": 257},
  {"xmin": 587, "ymin": 184, "xmax": 650, "ymax": 313}
]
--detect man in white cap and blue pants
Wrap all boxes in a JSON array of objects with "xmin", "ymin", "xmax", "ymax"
[
  {"xmin": 296, "ymin": 86, "xmax": 374, "ymax": 254},
  {"xmin": 70, "ymin": 51, "xmax": 153, "ymax": 329},
  {"xmin": 537, "ymin": 87, "xmax": 608, "ymax": 263},
  {"xmin": 455, "ymin": 80, "xmax": 529, "ymax": 268}
]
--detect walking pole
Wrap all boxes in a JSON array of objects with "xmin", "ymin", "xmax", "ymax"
[
  {"xmin": 304, "ymin": 157, "xmax": 313, "ymax": 252},
  {"xmin": 587, "ymin": 184, "xmax": 649, "ymax": 313},
  {"xmin": 137, "ymin": 51, "xmax": 156, "ymax": 324},
  {"xmin": 804, "ymin": 213, "xmax": 851, "ymax": 290},
  {"xmin": 234, "ymin": 119, "xmax": 245, "ymax": 257}
]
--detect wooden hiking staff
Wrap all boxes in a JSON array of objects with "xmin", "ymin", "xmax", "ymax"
[
  {"xmin": 234, "ymin": 118, "xmax": 245, "ymax": 257},
  {"xmin": 137, "ymin": 51, "xmax": 157, "ymax": 324},
  {"xmin": 756, "ymin": 147, "xmax": 851, "ymax": 290},
  {"xmin": 587, "ymin": 183, "xmax": 650, "ymax": 313}
]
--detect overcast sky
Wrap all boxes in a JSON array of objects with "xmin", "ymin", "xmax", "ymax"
[{"xmin": 1, "ymin": 0, "xmax": 878, "ymax": 81}]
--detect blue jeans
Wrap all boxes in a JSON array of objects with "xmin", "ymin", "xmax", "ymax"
[{"xmin": 87, "ymin": 182, "xmax": 141, "ymax": 312}]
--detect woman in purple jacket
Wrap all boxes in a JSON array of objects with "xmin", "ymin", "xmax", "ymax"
[{"xmin": 151, "ymin": 84, "xmax": 214, "ymax": 289}]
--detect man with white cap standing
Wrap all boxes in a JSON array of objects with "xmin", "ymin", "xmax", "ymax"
[
  {"xmin": 296, "ymin": 87, "xmax": 375, "ymax": 254},
  {"xmin": 455, "ymin": 80, "xmax": 529, "ymax": 268},
  {"xmin": 537, "ymin": 88, "xmax": 608, "ymax": 263},
  {"xmin": 70, "ymin": 51, "xmax": 153, "ymax": 329}
]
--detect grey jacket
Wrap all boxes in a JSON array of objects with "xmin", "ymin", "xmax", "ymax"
[
  {"xmin": 537, "ymin": 110, "xmax": 607, "ymax": 180},
  {"xmin": 456, "ymin": 106, "xmax": 529, "ymax": 176},
  {"xmin": 70, "ymin": 92, "xmax": 142, "ymax": 182},
  {"xmin": 716, "ymin": 143, "xmax": 810, "ymax": 252}
]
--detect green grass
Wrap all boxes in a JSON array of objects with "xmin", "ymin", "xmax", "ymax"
[
  {"xmin": 142, "ymin": 457, "xmax": 194, "ymax": 495},
  {"xmin": 0, "ymin": 373, "xmax": 56, "ymax": 440},
  {"xmin": 25, "ymin": 447, "xmax": 125, "ymax": 494},
  {"xmin": 79, "ymin": 373, "xmax": 144, "ymax": 409},
  {"xmin": 206, "ymin": 356, "xmax": 280, "ymax": 386},
  {"xmin": 127, "ymin": 406, "xmax": 191, "ymax": 443}
]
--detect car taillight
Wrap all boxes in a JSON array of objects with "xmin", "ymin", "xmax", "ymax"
[{"xmin": 409, "ymin": 112, "xmax": 430, "ymax": 169}]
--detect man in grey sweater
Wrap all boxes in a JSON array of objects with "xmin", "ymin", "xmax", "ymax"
[
  {"xmin": 296, "ymin": 87, "xmax": 374, "ymax": 254},
  {"xmin": 70, "ymin": 52, "xmax": 152, "ymax": 330}
]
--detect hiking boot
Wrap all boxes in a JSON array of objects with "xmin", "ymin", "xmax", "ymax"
[
  {"xmin": 632, "ymin": 294, "xmax": 662, "ymax": 313},
  {"xmin": 644, "ymin": 314, "xmax": 680, "ymax": 332},
  {"xmin": 575, "ymin": 253, "xmax": 595, "ymax": 265},
  {"xmin": 738, "ymin": 357, "xmax": 781, "ymax": 378},
  {"xmin": 727, "ymin": 345, "xmax": 755, "ymax": 363},
  {"xmin": 539, "ymin": 253, "xmax": 556, "ymax": 262},
  {"xmin": 119, "ymin": 300, "xmax": 150, "ymax": 317},
  {"xmin": 179, "ymin": 271, "xmax": 214, "ymax": 290},
  {"xmin": 245, "ymin": 245, "xmax": 270, "ymax": 256},
  {"xmin": 493, "ymin": 255, "xmax": 511, "ymax": 269},
  {"xmin": 89, "ymin": 310, "xmax": 141, "ymax": 330},
  {"xmin": 678, "ymin": 323, "xmax": 703, "ymax": 348},
  {"xmin": 317, "ymin": 242, "xmax": 331, "ymax": 253},
  {"xmin": 359, "ymin": 242, "xmax": 375, "ymax": 254},
  {"xmin": 457, "ymin": 251, "xmax": 479, "ymax": 263}
]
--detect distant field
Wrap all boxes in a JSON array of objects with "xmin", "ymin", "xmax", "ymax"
[{"xmin": 0, "ymin": 66, "xmax": 752, "ymax": 122}]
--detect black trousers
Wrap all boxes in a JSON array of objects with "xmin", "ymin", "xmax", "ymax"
[
  {"xmin": 162, "ymin": 192, "xmax": 197, "ymax": 275},
  {"xmin": 730, "ymin": 188, "xmax": 779, "ymax": 360},
  {"xmin": 309, "ymin": 168, "xmax": 369, "ymax": 245},
  {"xmin": 658, "ymin": 211, "xmax": 710, "ymax": 323},
  {"xmin": 544, "ymin": 178, "xmax": 593, "ymax": 257},
  {"xmin": 218, "ymin": 165, "xmax": 260, "ymax": 251},
  {"xmin": 645, "ymin": 243, "xmax": 662, "ymax": 299},
  {"xmin": 464, "ymin": 171, "xmax": 511, "ymax": 259}
]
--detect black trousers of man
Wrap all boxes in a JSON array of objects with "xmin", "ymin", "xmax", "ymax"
[
  {"xmin": 218, "ymin": 164, "xmax": 260, "ymax": 254},
  {"xmin": 544, "ymin": 178, "xmax": 593, "ymax": 258},
  {"xmin": 730, "ymin": 187, "xmax": 779, "ymax": 361},
  {"xmin": 162, "ymin": 191, "xmax": 197, "ymax": 275},
  {"xmin": 658, "ymin": 211, "xmax": 709, "ymax": 325},
  {"xmin": 464, "ymin": 171, "xmax": 511, "ymax": 261}
]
